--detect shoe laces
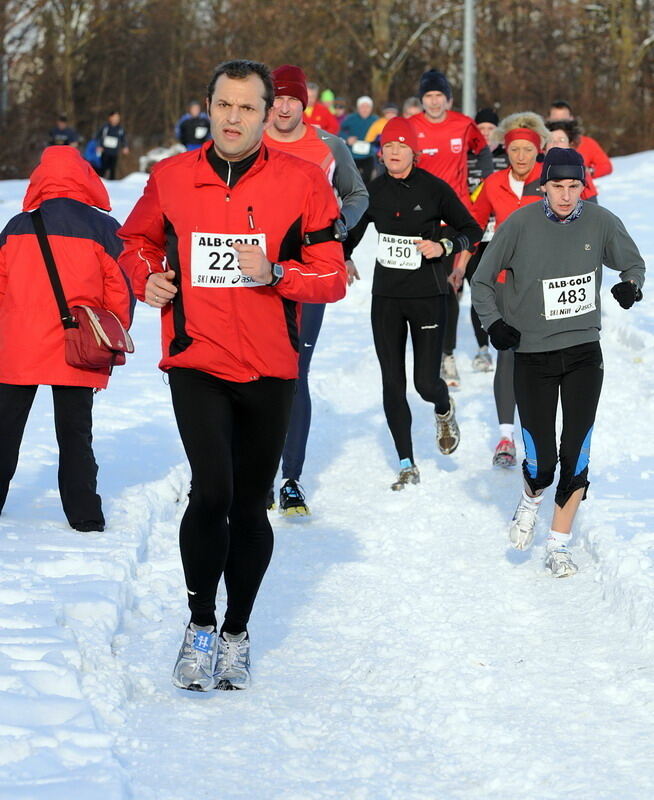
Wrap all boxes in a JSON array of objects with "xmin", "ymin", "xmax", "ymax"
[
  {"xmin": 219, "ymin": 634, "xmax": 249, "ymax": 672},
  {"xmin": 496, "ymin": 438, "xmax": 515, "ymax": 453},
  {"xmin": 514, "ymin": 500, "xmax": 539, "ymax": 530},
  {"xmin": 282, "ymin": 480, "xmax": 304, "ymax": 500}
]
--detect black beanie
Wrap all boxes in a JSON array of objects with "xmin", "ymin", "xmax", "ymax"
[
  {"xmin": 419, "ymin": 69, "xmax": 452, "ymax": 100},
  {"xmin": 475, "ymin": 108, "xmax": 499, "ymax": 126},
  {"xmin": 540, "ymin": 147, "xmax": 585, "ymax": 185}
]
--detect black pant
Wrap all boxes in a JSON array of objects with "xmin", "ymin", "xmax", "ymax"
[
  {"xmin": 439, "ymin": 225, "xmax": 460, "ymax": 356},
  {"xmin": 281, "ymin": 302, "xmax": 325, "ymax": 481},
  {"xmin": 100, "ymin": 152, "xmax": 118, "ymax": 180},
  {"xmin": 494, "ymin": 349, "xmax": 515, "ymax": 426},
  {"xmin": 513, "ymin": 341, "xmax": 603, "ymax": 507},
  {"xmin": 464, "ymin": 243, "xmax": 490, "ymax": 348},
  {"xmin": 169, "ymin": 368, "xmax": 295, "ymax": 633},
  {"xmin": 0, "ymin": 383, "xmax": 103, "ymax": 526},
  {"xmin": 371, "ymin": 294, "xmax": 449, "ymax": 462}
]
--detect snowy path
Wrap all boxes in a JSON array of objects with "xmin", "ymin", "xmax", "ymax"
[{"xmin": 0, "ymin": 157, "xmax": 653, "ymax": 798}]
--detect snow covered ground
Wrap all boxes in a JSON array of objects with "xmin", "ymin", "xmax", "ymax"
[{"xmin": 0, "ymin": 154, "xmax": 653, "ymax": 799}]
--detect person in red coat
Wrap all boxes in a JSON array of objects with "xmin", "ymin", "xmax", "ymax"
[
  {"xmin": 547, "ymin": 101, "xmax": 613, "ymax": 180},
  {"xmin": 119, "ymin": 59, "xmax": 346, "ymax": 692},
  {"xmin": 304, "ymin": 81, "xmax": 339, "ymax": 134},
  {"xmin": 0, "ymin": 146, "xmax": 132, "ymax": 532}
]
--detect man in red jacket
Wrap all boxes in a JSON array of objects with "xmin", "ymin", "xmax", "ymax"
[
  {"xmin": 118, "ymin": 59, "xmax": 346, "ymax": 693},
  {"xmin": 409, "ymin": 69, "xmax": 492, "ymax": 387},
  {"xmin": 547, "ymin": 100, "xmax": 613, "ymax": 182}
]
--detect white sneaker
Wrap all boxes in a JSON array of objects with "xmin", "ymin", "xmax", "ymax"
[
  {"xmin": 508, "ymin": 494, "xmax": 541, "ymax": 550},
  {"xmin": 172, "ymin": 623, "xmax": 217, "ymax": 692},
  {"xmin": 440, "ymin": 354, "xmax": 460, "ymax": 388},
  {"xmin": 544, "ymin": 546, "xmax": 578, "ymax": 578},
  {"xmin": 214, "ymin": 631, "xmax": 251, "ymax": 690},
  {"xmin": 472, "ymin": 346, "xmax": 493, "ymax": 372}
]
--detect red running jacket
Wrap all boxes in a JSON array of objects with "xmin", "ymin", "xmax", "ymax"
[
  {"xmin": 0, "ymin": 147, "xmax": 132, "ymax": 389},
  {"xmin": 118, "ymin": 142, "xmax": 346, "ymax": 383},
  {"xmin": 470, "ymin": 163, "xmax": 543, "ymax": 231}
]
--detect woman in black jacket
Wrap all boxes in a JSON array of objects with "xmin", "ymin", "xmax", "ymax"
[{"xmin": 347, "ymin": 117, "xmax": 482, "ymax": 490}]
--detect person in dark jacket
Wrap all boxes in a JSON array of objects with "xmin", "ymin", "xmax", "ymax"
[
  {"xmin": 0, "ymin": 146, "xmax": 132, "ymax": 532},
  {"xmin": 48, "ymin": 114, "xmax": 79, "ymax": 147},
  {"xmin": 96, "ymin": 111, "xmax": 129, "ymax": 180},
  {"xmin": 175, "ymin": 101, "xmax": 211, "ymax": 150},
  {"xmin": 347, "ymin": 117, "xmax": 482, "ymax": 491}
]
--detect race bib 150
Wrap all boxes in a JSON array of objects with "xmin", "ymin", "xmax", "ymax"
[
  {"xmin": 376, "ymin": 233, "xmax": 422, "ymax": 270},
  {"xmin": 542, "ymin": 270, "xmax": 596, "ymax": 320},
  {"xmin": 191, "ymin": 232, "xmax": 268, "ymax": 288}
]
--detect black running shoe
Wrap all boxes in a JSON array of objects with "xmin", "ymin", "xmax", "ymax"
[{"xmin": 279, "ymin": 479, "xmax": 310, "ymax": 517}]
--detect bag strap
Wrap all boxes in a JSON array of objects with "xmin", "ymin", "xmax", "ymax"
[{"xmin": 31, "ymin": 209, "xmax": 78, "ymax": 329}]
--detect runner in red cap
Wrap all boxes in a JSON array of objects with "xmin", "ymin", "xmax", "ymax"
[{"xmin": 346, "ymin": 116, "xmax": 482, "ymax": 490}]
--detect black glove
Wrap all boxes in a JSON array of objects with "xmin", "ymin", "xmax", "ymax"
[
  {"xmin": 488, "ymin": 319, "xmax": 521, "ymax": 351},
  {"xmin": 611, "ymin": 281, "xmax": 642, "ymax": 309}
]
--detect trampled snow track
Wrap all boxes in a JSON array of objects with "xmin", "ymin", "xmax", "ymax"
[{"xmin": 0, "ymin": 158, "xmax": 653, "ymax": 798}]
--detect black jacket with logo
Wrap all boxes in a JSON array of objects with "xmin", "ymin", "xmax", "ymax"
[{"xmin": 347, "ymin": 167, "xmax": 482, "ymax": 297}]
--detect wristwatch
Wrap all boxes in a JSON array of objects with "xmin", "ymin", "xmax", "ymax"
[
  {"xmin": 269, "ymin": 262, "xmax": 284, "ymax": 287},
  {"xmin": 439, "ymin": 238, "xmax": 454, "ymax": 257}
]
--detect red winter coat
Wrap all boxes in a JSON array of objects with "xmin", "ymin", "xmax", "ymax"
[
  {"xmin": 118, "ymin": 142, "xmax": 346, "ymax": 383},
  {"xmin": 470, "ymin": 162, "xmax": 543, "ymax": 231},
  {"xmin": 304, "ymin": 102, "xmax": 339, "ymax": 134},
  {"xmin": 0, "ymin": 147, "xmax": 132, "ymax": 389}
]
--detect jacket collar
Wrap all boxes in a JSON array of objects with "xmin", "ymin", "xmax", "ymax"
[{"xmin": 193, "ymin": 140, "xmax": 269, "ymax": 189}]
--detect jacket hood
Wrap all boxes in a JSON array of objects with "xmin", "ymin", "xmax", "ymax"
[{"xmin": 23, "ymin": 146, "xmax": 111, "ymax": 212}]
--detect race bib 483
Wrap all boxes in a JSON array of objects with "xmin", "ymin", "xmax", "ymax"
[
  {"xmin": 542, "ymin": 270, "xmax": 596, "ymax": 320},
  {"xmin": 191, "ymin": 232, "xmax": 268, "ymax": 288}
]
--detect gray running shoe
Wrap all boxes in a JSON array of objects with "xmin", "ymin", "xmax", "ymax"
[
  {"xmin": 172, "ymin": 623, "xmax": 217, "ymax": 692},
  {"xmin": 545, "ymin": 546, "xmax": 578, "ymax": 578},
  {"xmin": 440, "ymin": 354, "xmax": 460, "ymax": 387},
  {"xmin": 436, "ymin": 396, "xmax": 460, "ymax": 455},
  {"xmin": 472, "ymin": 346, "xmax": 493, "ymax": 372},
  {"xmin": 391, "ymin": 464, "xmax": 420, "ymax": 491},
  {"xmin": 508, "ymin": 495, "xmax": 541, "ymax": 550},
  {"xmin": 214, "ymin": 631, "xmax": 251, "ymax": 690}
]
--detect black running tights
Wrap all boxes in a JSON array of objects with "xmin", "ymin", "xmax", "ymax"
[
  {"xmin": 371, "ymin": 294, "xmax": 449, "ymax": 463},
  {"xmin": 513, "ymin": 342, "xmax": 603, "ymax": 507},
  {"xmin": 169, "ymin": 368, "xmax": 295, "ymax": 633}
]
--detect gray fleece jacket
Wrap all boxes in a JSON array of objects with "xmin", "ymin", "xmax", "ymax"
[{"xmin": 471, "ymin": 201, "xmax": 646, "ymax": 353}]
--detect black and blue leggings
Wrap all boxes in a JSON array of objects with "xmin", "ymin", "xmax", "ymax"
[{"xmin": 513, "ymin": 341, "xmax": 603, "ymax": 507}]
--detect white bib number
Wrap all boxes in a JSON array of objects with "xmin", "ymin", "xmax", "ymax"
[
  {"xmin": 481, "ymin": 217, "xmax": 496, "ymax": 243},
  {"xmin": 103, "ymin": 135, "xmax": 119, "ymax": 149},
  {"xmin": 542, "ymin": 271, "xmax": 596, "ymax": 320},
  {"xmin": 352, "ymin": 140, "xmax": 371, "ymax": 156},
  {"xmin": 191, "ymin": 232, "xmax": 268, "ymax": 288},
  {"xmin": 377, "ymin": 233, "xmax": 422, "ymax": 271}
]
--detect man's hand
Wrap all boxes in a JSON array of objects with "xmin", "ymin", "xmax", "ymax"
[
  {"xmin": 611, "ymin": 280, "xmax": 641, "ymax": 309},
  {"xmin": 414, "ymin": 239, "xmax": 445, "ymax": 260},
  {"xmin": 145, "ymin": 270, "xmax": 177, "ymax": 307},
  {"xmin": 346, "ymin": 259, "xmax": 360, "ymax": 286},
  {"xmin": 233, "ymin": 243, "xmax": 273, "ymax": 284},
  {"xmin": 488, "ymin": 319, "xmax": 521, "ymax": 350}
]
